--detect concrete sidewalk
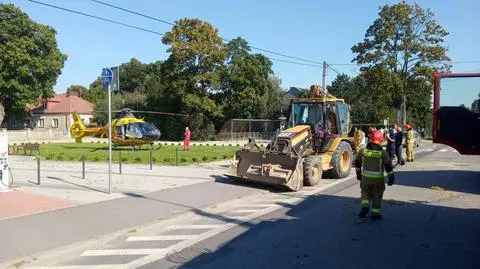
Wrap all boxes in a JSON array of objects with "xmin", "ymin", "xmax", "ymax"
[{"xmin": 2, "ymin": 155, "xmax": 231, "ymax": 218}]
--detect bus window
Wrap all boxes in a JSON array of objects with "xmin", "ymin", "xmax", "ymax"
[{"xmin": 433, "ymin": 73, "xmax": 480, "ymax": 155}]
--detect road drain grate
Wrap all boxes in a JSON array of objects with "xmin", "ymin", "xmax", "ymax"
[{"xmin": 166, "ymin": 247, "xmax": 212, "ymax": 264}]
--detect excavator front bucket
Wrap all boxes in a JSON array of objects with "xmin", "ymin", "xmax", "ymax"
[{"xmin": 226, "ymin": 150, "xmax": 304, "ymax": 191}]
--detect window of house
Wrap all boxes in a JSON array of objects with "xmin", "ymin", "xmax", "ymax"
[
  {"xmin": 38, "ymin": 119, "xmax": 45, "ymax": 128},
  {"xmin": 52, "ymin": 118, "xmax": 59, "ymax": 128}
]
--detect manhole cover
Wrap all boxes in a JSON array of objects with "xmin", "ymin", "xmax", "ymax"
[{"xmin": 166, "ymin": 247, "xmax": 212, "ymax": 264}]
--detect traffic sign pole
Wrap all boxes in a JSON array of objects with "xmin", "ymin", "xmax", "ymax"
[
  {"xmin": 108, "ymin": 83, "xmax": 112, "ymax": 194},
  {"xmin": 102, "ymin": 67, "xmax": 114, "ymax": 194}
]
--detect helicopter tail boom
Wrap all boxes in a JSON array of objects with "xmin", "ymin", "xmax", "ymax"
[{"xmin": 70, "ymin": 112, "xmax": 103, "ymax": 143}]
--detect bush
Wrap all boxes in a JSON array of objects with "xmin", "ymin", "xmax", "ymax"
[
  {"xmin": 202, "ymin": 156, "xmax": 208, "ymax": 161},
  {"xmin": 222, "ymin": 154, "xmax": 228, "ymax": 159},
  {"xmin": 68, "ymin": 156, "xmax": 75, "ymax": 161},
  {"xmin": 134, "ymin": 157, "xmax": 142, "ymax": 163},
  {"xmin": 93, "ymin": 156, "xmax": 100, "ymax": 162},
  {"xmin": 180, "ymin": 158, "xmax": 186, "ymax": 163},
  {"xmin": 213, "ymin": 144, "xmax": 217, "ymax": 146},
  {"xmin": 191, "ymin": 157, "xmax": 198, "ymax": 162},
  {"xmin": 236, "ymin": 144, "xmax": 240, "ymax": 147},
  {"xmin": 212, "ymin": 156, "xmax": 218, "ymax": 160},
  {"xmin": 163, "ymin": 157, "xmax": 171, "ymax": 163},
  {"xmin": 164, "ymin": 142, "xmax": 168, "ymax": 146},
  {"xmin": 205, "ymin": 144, "xmax": 209, "ymax": 146},
  {"xmin": 46, "ymin": 154, "xmax": 55, "ymax": 160},
  {"xmin": 59, "ymin": 152, "xmax": 65, "ymax": 156},
  {"xmin": 229, "ymin": 144, "xmax": 232, "ymax": 147},
  {"xmin": 96, "ymin": 141, "xmax": 100, "ymax": 143},
  {"xmin": 152, "ymin": 157, "xmax": 157, "ymax": 162},
  {"xmin": 121, "ymin": 157, "xmax": 128, "ymax": 162}
]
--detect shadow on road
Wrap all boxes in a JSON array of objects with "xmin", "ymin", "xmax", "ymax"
[
  {"xmin": 395, "ymin": 170, "xmax": 480, "ymax": 195},
  {"xmin": 168, "ymin": 169, "xmax": 480, "ymax": 269}
]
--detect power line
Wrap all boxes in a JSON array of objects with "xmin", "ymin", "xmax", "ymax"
[
  {"xmin": 27, "ymin": 0, "xmax": 165, "ymax": 36},
  {"xmin": 27, "ymin": 0, "xmax": 324, "ymax": 68},
  {"xmin": 269, "ymin": 58, "xmax": 322, "ymax": 68},
  {"xmin": 90, "ymin": 0, "xmax": 324, "ymax": 65}
]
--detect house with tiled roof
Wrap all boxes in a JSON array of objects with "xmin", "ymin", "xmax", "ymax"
[{"xmin": 28, "ymin": 92, "xmax": 94, "ymax": 130}]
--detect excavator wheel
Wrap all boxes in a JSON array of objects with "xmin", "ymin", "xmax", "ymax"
[
  {"xmin": 329, "ymin": 141, "xmax": 353, "ymax": 179},
  {"xmin": 303, "ymin": 155, "xmax": 322, "ymax": 186}
]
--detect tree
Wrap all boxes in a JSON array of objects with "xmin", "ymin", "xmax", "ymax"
[
  {"xmin": 162, "ymin": 18, "xmax": 226, "ymax": 93},
  {"xmin": 161, "ymin": 18, "xmax": 227, "ymax": 140},
  {"xmin": 472, "ymin": 93, "xmax": 480, "ymax": 113},
  {"xmin": 119, "ymin": 58, "xmax": 149, "ymax": 92},
  {"xmin": 351, "ymin": 1, "xmax": 449, "ymax": 124},
  {"xmin": 0, "ymin": 4, "xmax": 67, "ymax": 127},
  {"xmin": 66, "ymin": 85, "xmax": 88, "ymax": 97}
]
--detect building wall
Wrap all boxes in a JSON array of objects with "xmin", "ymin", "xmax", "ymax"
[{"xmin": 31, "ymin": 113, "xmax": 93, "ymax": 131}]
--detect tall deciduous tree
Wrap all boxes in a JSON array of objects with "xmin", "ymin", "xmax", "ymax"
[
  {"xmin": 161, "ymin": 18, "xmax": 226, "ymax": 139},
  {"xmin": 351, "ymin": 1, "xmax": 449, "ymax": 124},
  {"xmin": 0, "ymin": 4, "xmax": 67, "ymax": 127}
]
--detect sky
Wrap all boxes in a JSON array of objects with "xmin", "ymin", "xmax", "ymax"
[{"xmin": 4, "ymin": 0, "xmax": 480, "ymax": 93}]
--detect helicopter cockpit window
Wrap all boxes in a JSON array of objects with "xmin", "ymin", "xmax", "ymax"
[{"xmin": 126, "ymin": 123, "xmax": 143, "ymax": 139}]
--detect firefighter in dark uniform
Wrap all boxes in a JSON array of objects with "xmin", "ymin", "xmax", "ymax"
[{"xmin": 355, "ymin": 130, "xmax": 395, "ymax": 220}]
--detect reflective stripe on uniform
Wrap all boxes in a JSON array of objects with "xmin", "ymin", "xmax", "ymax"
[
  {"xmin": 371, "ymin": 208, "xmax": 381, "ymax": 213},
  {"xmin": 362, "ymin": 148, "xmax": 385, "ymax": 179},
  {"xmin": 361, "ymin": 199, "xmax": 369, "ymax": 206}
]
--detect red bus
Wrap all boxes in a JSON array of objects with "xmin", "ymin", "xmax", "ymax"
[{"xmin": 433, "ymin": 72, "xmax": 480, "ymax": 155}]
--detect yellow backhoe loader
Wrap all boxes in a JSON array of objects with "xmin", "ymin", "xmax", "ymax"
[{"xmin": 226, "ymin": 85, "xmax": 358, "ymax": 191}]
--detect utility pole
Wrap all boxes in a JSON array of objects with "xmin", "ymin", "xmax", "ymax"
[
  {"xmin": 322, "ymin": 61, "xmax": 328, "ymax": 94},
  {"xmin": 402, "ymin": 95, "xmax": 407, "ymax": 126}
]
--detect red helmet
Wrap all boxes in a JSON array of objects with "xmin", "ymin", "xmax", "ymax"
[
  {"xmin": 405, "ymin": 124, "xmax": 411, "ymax": 130},
  {"xmin": 371, "ymin": 130, "xmax": 384, "ymax": 145}
]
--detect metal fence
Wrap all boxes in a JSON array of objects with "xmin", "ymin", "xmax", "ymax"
[{"xmin": 217, "ymin": 119, "xmax": 281, "ymax": 141}]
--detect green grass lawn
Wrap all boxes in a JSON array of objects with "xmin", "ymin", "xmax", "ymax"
[{"xmin": 18, "ymin": 142, "xmax": 240, "ymax": 165}]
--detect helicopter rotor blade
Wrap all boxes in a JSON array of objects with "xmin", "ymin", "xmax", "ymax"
[{"xmin": 129, "ymin": 110, "xmax": 189, "ymax": 117}]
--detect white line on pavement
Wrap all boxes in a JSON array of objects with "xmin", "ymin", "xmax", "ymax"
[
  {"xmin": 127, "ymin": 235, "xmax": 197, "ymax": 241},
  {"xmin": 81, "ymin": 249, "xmax": 166, "ymax": 256},
  {"xmin": 164, "ymin": 224, "xmax": 222, "ymax": 230},
  {"xmin": 424, "ymin": 148, "xmax": 434, "ymax": 152},
  {"xmin": 125, "ymin": 176, "xmax": 354, "ymax": 268},
  {"xmin": 231, "ymin": 209, "xmax": 262, "ymax": 213},
  {"xmin": 234, "ymin": 204, "xmax": 279, "ymax": 208},
  {"xmin": 439, "ymin": 148, "xmax": 448, "ymax": 152},
  {"xmin": 27, "ymin": 265, "xmax": 120, "ymax": 269}
]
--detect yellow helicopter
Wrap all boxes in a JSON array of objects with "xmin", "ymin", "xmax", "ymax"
[{"xmin": 70, "ymin": 108, "xmax": 185, "ymax": 148}]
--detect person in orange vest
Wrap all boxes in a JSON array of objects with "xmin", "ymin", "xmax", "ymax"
[
  {"xmin": 355, "ymin": 130, "xmax": 395, "ymax": 220},
  {"xmin": 183, "ymin": 127, "xmax": 191, "ymax": 151}
]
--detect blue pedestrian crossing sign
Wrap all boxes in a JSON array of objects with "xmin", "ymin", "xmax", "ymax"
[{"xmin": 101, "ymin": 68, "xmax": 113, "ymax": 86}]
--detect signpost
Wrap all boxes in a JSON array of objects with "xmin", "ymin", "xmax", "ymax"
[{"xmin": 102, "ymin": 68, "xmax": 113, "ymax": 194}]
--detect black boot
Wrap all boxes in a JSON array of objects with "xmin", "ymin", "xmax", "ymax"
[
  {"xmin": 358, "ymin": 207, "xmax": 369, "ymax": 218},
  {"xmin": 371, "ymin": 214, "xmax": 383, "ymax": 220}
]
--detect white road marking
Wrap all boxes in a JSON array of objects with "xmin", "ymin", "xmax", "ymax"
[
  {"xmin": 27, "ymin": 265, "xmax": 119, "ymax": 269},
  {"xmin": 81, "ymin": 248, "xmax": 166, "ymax": 256},
  {"xmin": 127, "ymin": 235, "xmax": 197, "ymax": 241},
  {"xmin": 234, "ymin": 203, "xmax": 278, "ymax": 208},
  {"xmin": 164, "ymin": 224, "xmax": 222, "ymax": 230},
  {"xmin": 29, "ymin": 174, "xmax": 355, "ymax": 269},
  {"xmin": 231, "ymin": 209, "xmax": 262, "ymax": 213},
  {"xmin": 424, "ymin": 148, "xmax": 434, "ymax": 152},
  {"xmin": 439, "ymin": 148, "xmax": 448, "ymax": 152}
]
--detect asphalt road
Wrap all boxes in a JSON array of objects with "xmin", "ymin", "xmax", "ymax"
[
  {"xmin": 4, "ymin": 143, "xmax": 480, "ymax": 269},
  {"xmin": 158, "ymin": 146, "xmax": 480, "ymax": 269}
]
